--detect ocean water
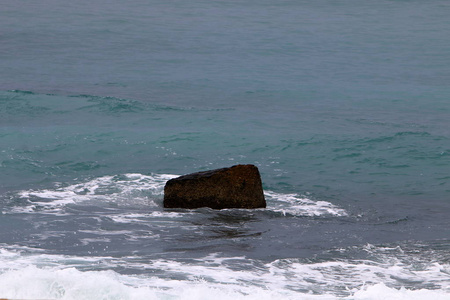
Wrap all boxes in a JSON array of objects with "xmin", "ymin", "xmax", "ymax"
[{"xmin": 1, "ymin": 0, "xmax": 450, "ymax": 299}]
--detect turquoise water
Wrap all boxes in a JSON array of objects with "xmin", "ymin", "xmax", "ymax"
[{"xmin": 1, "ymin": 1, "xmax": 450, "ymax": 299}]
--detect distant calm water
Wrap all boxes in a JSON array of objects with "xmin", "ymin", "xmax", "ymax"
[{"xmin": 1, "ymin": 1, "xmax": 450, "ymax": 299}]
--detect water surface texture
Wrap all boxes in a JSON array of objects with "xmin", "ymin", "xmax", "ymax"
[{"xmin": 1, "ymin": 1, "xmax": 450, "ymax": 299}]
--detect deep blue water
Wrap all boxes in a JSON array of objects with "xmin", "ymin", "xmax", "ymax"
[{"xmin": 1, "ymin": 1, "xmax": 450, "ymax": 299}]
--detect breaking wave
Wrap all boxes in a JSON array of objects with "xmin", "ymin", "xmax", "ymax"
[
  {"xmin": 0, "ymin": 245, "xmax": 449, "ymax": 300},
  {"xmin": 10, "ymin": 173, "xmax": 347, "ymax": 218}
]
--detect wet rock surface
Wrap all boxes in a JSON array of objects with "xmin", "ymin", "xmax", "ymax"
[{"xmin": 163, "ymin": 164, "xmax": 266, "ymax": 209}]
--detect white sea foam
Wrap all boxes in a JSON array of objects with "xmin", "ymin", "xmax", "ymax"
[
  {"xmin": 264, "ymin": 191, "xmax": 348, "ymax": 217},
  {"xmin": 352, "ymin": 283, "xmax": 450, "ymax": 300},
  {"xmin": 108, "ymin": 211, "xmax": 188, "ymax": 224},
  {"xmin": 12, "ymin": 173, "xmax": 177, "ymax": 214},
  {"xmin": 11, "ymin": 173, "xmax": 347, "ymax": 218},
  {"xmin": 0, "ymin": 266, "xmax": 326, "ymax": 300},
  {"xmin": 0, "ymin": 245, "xmax": 448, "ymax": 300}
]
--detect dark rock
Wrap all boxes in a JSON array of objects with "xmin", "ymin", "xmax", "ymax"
[{"xmin": 163, "ymin": 164, "xmax": 266, "ymax": 209}]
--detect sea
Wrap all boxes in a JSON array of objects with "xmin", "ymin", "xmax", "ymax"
[{"xmin": 1, "ymin": 0, "xmax": 450, "ymax": 299}]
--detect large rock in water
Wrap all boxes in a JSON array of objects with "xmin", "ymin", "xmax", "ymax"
[{"xmin": 163, "ymin": 164, "xmax": 266, "ymax": 209}]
